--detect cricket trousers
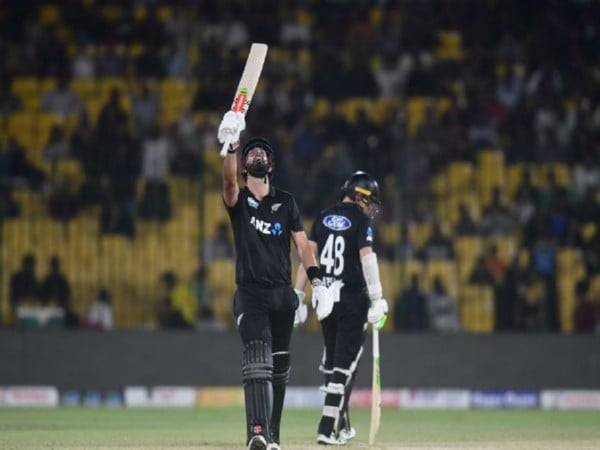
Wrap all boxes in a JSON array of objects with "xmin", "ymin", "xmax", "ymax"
[
  {"xmin": 318, "ymin": 290, "xmax": 370, "ymax": 438},
  {"xmin": 233, "ymin": 284, "xmax": 297, "ymax": 445}
]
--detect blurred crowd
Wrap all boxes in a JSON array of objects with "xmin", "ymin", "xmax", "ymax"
[{"xmin": 1, "ymin": 0, "xmax": 599, "ymax": 332}]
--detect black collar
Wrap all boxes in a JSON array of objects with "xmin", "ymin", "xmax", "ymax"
[{"xmin": 246, "ymin": 185, "xmax": 276, "ymax": 200}]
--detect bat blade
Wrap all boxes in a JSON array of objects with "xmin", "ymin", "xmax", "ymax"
[
  {"xmin": 368, "ymin": 329, "xmax": 381, "ymax": 445},
  {"xmin": 220, "ymin": 43, "xmax": 268, "ymax": 156}
]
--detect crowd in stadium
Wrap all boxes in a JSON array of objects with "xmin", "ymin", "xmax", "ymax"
[{"xmin": 1, "ymin": 1, "xmax": 599, "ymax": 333}]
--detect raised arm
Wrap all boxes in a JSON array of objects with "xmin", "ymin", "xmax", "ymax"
[
  {"xmin": 218, "ymin": 111, "xmax": 246, "ymax": 207},
  {"xmin": 222, "ymin": 141, "xmax": 240, "ymax": 207}
]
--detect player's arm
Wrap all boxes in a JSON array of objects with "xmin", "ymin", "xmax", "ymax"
[
  {"xmin": 294, "ymin": 239, "xmax": 318, "ymax": 292},
  {"xmin": 360, "ymin": 246, "xmax": 388, "ymax": 328},
  {"xmin": 292, "ymin": 231, "xmax": 319, "ymax": 276},
  {"xmin": 222, "ymin": 140, "xmax": 240, "ymax": 207}
]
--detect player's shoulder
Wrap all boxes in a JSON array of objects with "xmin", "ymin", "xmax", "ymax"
[{"xmin": 271, "ymin": 186, "xmax": 296, "ymax": 203}]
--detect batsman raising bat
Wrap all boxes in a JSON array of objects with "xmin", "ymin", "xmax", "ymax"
[
  {"xmin": 218, "ymin": 44, "xmax": 336, "ymax": 450},
  {"xmin": 294, "ymin": 171, "xmax": 388, "ymax": 445}
]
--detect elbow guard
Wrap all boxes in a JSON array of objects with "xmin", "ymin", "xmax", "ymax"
[{"xmin": 361, "ymin": 252, "xmax": 383, "ymax": 302}]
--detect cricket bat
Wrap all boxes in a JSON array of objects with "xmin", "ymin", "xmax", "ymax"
[
  {"xmin": 368, "ymin": 327, "xmax": 381, "ymax": 445},
  {"xmin": 220, "ymin": 43, "xmax": 268, "ymax": 157}
]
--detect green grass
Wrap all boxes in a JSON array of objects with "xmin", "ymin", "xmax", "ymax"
[{"xmin": 0, "ymin": 407, "xmax": 599, "ymax": 449}]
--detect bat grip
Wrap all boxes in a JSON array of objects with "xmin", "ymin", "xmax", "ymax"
[
  {"xmin": 372, "ymin": 328, "xmax": 380, "ymax": 358},
  {"xmin": 220, "ymin": 135, "xmax": 233, "ymax": 158}
]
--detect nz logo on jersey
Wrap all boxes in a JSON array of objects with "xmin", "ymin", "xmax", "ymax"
[
  {"xmin": 250, "ymin": 216, "xmax": 283, "ymax": 236},
  {"xmin": 323, "ymin": 215, "xmax": 352, "ymax": 231},
  {"xmin": 271, "ymin": 203, "xmax": 282, "ymax": 213}
]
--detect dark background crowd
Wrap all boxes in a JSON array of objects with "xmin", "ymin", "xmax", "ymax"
[{"xmin": 0, "ymin": 0, "xmax": 599, "ymax": 333}]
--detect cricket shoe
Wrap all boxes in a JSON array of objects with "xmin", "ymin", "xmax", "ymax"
[
  {"xmin": 339, "ymin": 426, "xmax": 356, "ymax": 442},
  {"xmin": 317, "ymin": 433, "xmax": 347, "ymax": 445},
  {"xmin": 266, "ymin": 443, "xmax": 281, "ymax": 450},
  {"xmin": 248, "ymin": 435, "xmax": 268, "ymax": 450}
]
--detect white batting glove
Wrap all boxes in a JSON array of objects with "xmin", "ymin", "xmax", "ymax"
[
  {"xmin": 294, "ymin": 289, "xmax": 307, "ymax": 327},
  {"xmin": 217, "ymin": 111, "xmax": 245, "ymax": 146},
  {"xmin": 368, "ymin": 298, "xmax": 388, "ymax": 330},
  {"xmin": 311, "ymin": 280, "xmax": 344, "ymax": 321}
]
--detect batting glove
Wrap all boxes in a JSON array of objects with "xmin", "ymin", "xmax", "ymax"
[
  {"xmin": 368, "ymin": 298, "xmax": 388, "ymax": 330},
  {"xmin": 217, "ymin": 111, "xmax": 245, "ymax": 146},
  {"xmin": 294, "ymin": 289, "xmax": 307, "ymax": 327}
]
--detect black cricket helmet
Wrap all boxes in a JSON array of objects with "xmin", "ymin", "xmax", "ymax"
[
  {"xmin": 341, "ymin": 171, "xmax": 381, "ymax": 218},
  {"xmin": 241, "ymin": 137, "xmax": 274, "ymax": 178}
]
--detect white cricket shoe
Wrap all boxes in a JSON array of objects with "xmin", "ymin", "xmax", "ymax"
[
  {"xmin": 267, "ymin": 443, "xmax": 281, "ymax": 450},
  {"xmin": 248, "ymin": 435, "xmax": 268, "ymax": 450},
  {"xmin": 317, "ymin": 433, "xmax": 347, "ymax": 445},
  {"xmin": 339, "ymin": 426, "xmax": 356, "ymax": 442}
]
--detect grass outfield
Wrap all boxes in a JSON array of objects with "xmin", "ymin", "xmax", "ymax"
[{"xmin": 0, "ymin": 407, "xmax": 600, "ymax": 449}]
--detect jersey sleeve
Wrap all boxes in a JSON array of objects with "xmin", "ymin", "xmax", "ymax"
[
  {"xmin": 357, "ymin": 215, "xmax": 374, "ymax": 249},
  {"xmin": 289, "ymin": 196, "xmax": 304, "ymax": 232},
  {"xmin": 223, "ymin": 191, "xmax": 241, "ymax": 219}
]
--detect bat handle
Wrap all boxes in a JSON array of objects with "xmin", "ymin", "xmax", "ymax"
[{"xmin": 220, "ymin": 135, "xmax": 233, "ymax": 158}]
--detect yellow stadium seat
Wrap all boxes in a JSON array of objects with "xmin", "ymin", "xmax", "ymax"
[
  {"xmin": 448, "ymin": 162, "xmax": 474, "ymax": 194},
  {"xmin": 11, "ymin": 77, "xmax": 38, "ymax": 97},
  {"xmin": 454, "ymin": 236, "xmax": 483, "ymax": 282},
  {"xmin": 507, "ymin": 164, "xmax": 525, "ymax": 198},
  {"xmin": 408, "ymin": 222, "xmax": 431, "ymax": 250},
  {"xmin": 460, "ymin": 285, "xmax": 494, "ymax": 333},
  {"xmin": 476, "ymin": 149, "xmax": 505, "ymax": 206},
  {"xmin": 378, "ymin": 222, "xmax": 400, "ymax": 248},
  {"xmin": 207, "ymin": 259, "xmax": 235, "ymax": 324},
  {"xmin": 406, "ymin": 97, "xmax": 428, "ymax": 137}
]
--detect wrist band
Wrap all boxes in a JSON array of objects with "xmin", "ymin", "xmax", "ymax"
[{"xmin": 306, "ymin": 266, "xmax": 322, "ymax": 283}]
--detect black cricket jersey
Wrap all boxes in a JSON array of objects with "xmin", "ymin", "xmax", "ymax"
[
  {"xmin": 225, "ymin": 185, "xmax": 304, "ymax": 288},
  {"xmin": 309, "ymin": 202, "xmax": 374, "ymax": 293}
]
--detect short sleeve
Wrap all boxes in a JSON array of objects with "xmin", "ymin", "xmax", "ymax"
[
  {"xmin": 289, "ymin": 196, "xmax": 304, "ymax": 232},
  {"xmin": 357, "ymin": 215, "xmax": 374, "ymax": 249},
  {"xmin": 223, "ymin": 192, "xmax": 241, "ymax": 219}
]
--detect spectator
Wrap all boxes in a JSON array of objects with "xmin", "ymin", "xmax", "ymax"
[
  {"xmin": 538, "ymin": 171, "xmax": 566, "ymax": 213},
  {"xmin": 193, "ymin": 267, "xmax": 214, "ymax": 321},
  {"xmin": 86, "ymin": 288, "xmax": 113, "ymax": 331},
  {"xmin": 470, "ymin": 255, "xmax": 494, "ymax": 286},
  {"xmin": 99, "ymin": 121, "xmax": 140, "ymax": 238},
  {"xmin": 513, "ymin": 170, "xmax": 539, "ymax": 225},
  {"xmin": 44, "ymin": 124, "xmax": 71, "ymax": 166},
  {"xmin": 394, "ymin": 274, "xmax": 428, "ymax": 331},
  {"xmin": 96, "ymin": 88, "xmax": 129, "ymax": 140},
  {"xmin": 516, "ymin": 271, "xmax": 547, "ymax": 331},
  {"xmin": 9, "ymin": 254, "xmax": 40, "ymax": 318},
  {"xmin": 423, "ymin": 223, "xmax": 454, "ymax": 260},
  {"xmin": 573, "ymin": 280, "xmax": 596, "ymax": 334},
  {"xmin": 132, "ymin": 83, "xmax": 160, "ymax": 139},
  {"xmin": 1, "ymin": 137, "xmax": 45, "ymax": 190},
  {"xmin": 139, "ymin": 124, "xmax": 172, "ymax": 222},
  {"xmin": 454, "ymin": 203, "xmax": 478, "ymax": 236},
  {"xmin": 171, "ymin": 110, "xmax": 202, "ymax": 177},
  {"xmin": 0, "ymin": 181, "xmax": 20, "ymax": 219},
  {"xmin": 203, "ymin": 221, "xmax": 234, "ymax": 263},
  {"xmin": 0, "ymin": 78, "xmax": 22, "ymax": 117},
  {"xmin": 40, "ymin": 256, "xmax": 76, "ymax": 325},
  {"xmin": 427, "ymin": 277, "xmax": 460, "ymax": 333},
  {"xmin": 41, "ymin": 75, "xmax": 82, "ymax": 117},
  {"xmin": 481, "ymin": 187, "xmax": 516, "ymax": 236},
  {"xmin": 496, "ymin": 65, "xmax": 524, "ymax": 110},
  {"xmin": 71, "ymin": 45, "xmax": 96, "ymax": 80},
  {"xmin": 156, "ymin": 271, "xmax": 194, "ymax": 329}
]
